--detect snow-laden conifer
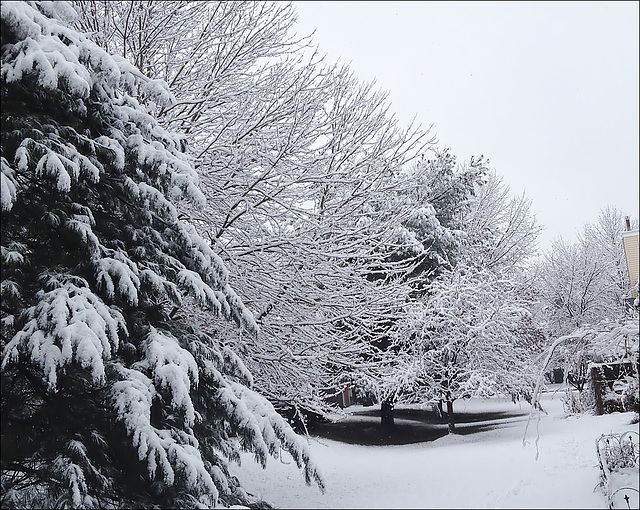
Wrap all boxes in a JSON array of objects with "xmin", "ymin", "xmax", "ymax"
[{"xmin": 0, "ymin": 2, "xmax": 323, "ymax": 507}]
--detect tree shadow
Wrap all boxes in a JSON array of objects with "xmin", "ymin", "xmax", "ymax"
[{"xmin": 308, "ymin": 406, "xmax": 530, "ymax": 445}]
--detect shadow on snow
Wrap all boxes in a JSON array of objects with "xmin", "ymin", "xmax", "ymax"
[{"xmin": 308, "ymin": 406, "xmax": 531, "ymax": 446}]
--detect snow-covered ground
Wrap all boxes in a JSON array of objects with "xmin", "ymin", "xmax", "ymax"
[{"xmin": 230, "ymin": 386, "xmax": 639, "ymax": 509}]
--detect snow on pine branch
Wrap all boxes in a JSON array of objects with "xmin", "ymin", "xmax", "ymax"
[
  {"xmin": 110, "ymin": 365, "xmax": 219, "ymax": 504},
  {"xmin": 1, "ymin": 1, "xmax": 174, "ymax": 109},
  {"xmin": 2, "ymin": 1, "xmax": 112, "ymax": 99},
  {"xmin": 1, "ymin": 1, "xmax": 194, "ymax": 203},
  {"xmin": 215, "ymin": 377, "xmax": 325, "ymax": 492},
  {"xmin": 136, "ymin": 327, "xmax": 199, "ymax": 427},
  {"xmin": 95, "ymin": 252, "xmax": 141, "ymax": 306},
  {"xmin": 177, "ymin": 269, "xmax": 226, "ymax": 314},
  {"xmin": 52, "ymin": 454, "xmax": 92, "ymax": 508},
  {"xmin": 2, "ymin": 276, "xmax": 126, "ymax": 390},
  {"xmin": 1, "ymin": 157, "xmax": 18, "ymax": 211}
]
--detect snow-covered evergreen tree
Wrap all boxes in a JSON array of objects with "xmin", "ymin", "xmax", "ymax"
[
  {"xmin": 0, "ymin": 2, "xmax": 323, "ymax": 507},
  {"xmin": 390, "ymin": 149, "xmax": 490, "ymax": 285}
]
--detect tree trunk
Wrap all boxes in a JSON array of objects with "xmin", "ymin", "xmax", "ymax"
[
  {"xmin": 446, "ymin": 399, "xmax": 455, "ymax": 433},
  {"xmin": 381, "ymin": 400, "xmax": 395, "ymax": 434}
]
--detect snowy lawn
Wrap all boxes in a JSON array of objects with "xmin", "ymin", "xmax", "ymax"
[{"xmin": 230, "ymin": 386, "xmax": 639, "ymax": 509}]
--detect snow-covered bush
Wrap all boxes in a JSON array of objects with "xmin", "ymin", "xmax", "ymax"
[
  {"xmin": 0, "ymin": 2, "xmax": 323, "ymax": 508},
  {"xmin": 561, "ymin": 386, "xmax": 596, "ymax": 415}
]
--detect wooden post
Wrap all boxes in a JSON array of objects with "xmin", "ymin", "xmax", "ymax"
[{"xmin": 591, "ymin": 366, "xmax": 604, "ymax": 415}]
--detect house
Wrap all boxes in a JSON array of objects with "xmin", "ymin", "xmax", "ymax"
[
  {"xmin": 586, "ymin": 217, "xmax": 640, "ymax": 415},
  {"xmin": 326, "ymin": 386, "xmax": 356, "ymax": 408},
  {"xmin": 622, "ymin": 216, "xmax": 639, "ymax": 302}
]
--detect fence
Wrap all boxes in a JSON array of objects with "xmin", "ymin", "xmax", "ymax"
[{"xmin": 596, "ymin": 430, "xmax": 639, "ymax": 509}]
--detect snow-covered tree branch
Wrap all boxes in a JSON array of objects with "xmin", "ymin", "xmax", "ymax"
[{"xmin": 1, "ymin": 2, "xmax": 323, "ymax": 507}]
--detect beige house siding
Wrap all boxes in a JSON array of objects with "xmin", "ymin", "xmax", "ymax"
[{"xmin": 622, "ymin": 230, "xmax": 639, "ymax": 298}]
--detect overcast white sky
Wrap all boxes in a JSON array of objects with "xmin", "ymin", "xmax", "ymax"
[{"xmin": 291, "ymin": 1, "xmax": 639, "ymax": 253}]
